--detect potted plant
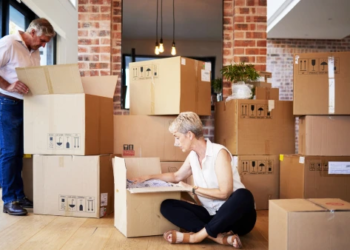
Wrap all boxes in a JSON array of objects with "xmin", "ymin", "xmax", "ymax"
[
  {"xmin": 211, "ymin": 78, "xmax": 223, "ymax": 101},
  {"xmin": 221, "ymin": 62, "xmax": 260, "ymax": 99}
]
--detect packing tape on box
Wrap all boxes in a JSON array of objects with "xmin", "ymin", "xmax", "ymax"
[
  {"xmin": 150, "ymin": 68, "xmax": 156, "ymax": 114},
  {"xmin": 328, "ymin": 57, "xmax": 335, "ymax": 114}
]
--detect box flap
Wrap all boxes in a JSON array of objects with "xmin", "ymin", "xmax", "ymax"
[
  {"xmin": 124, "ymin": 158, "xmax": 162, "ymax": 179},
  {"xmin": 308, "ymin": 198, "xmax": 350, "ymax": 211},
  {"xmin": 128, "ymin": 186, "xmax": 188, "ymax": 194},
  {"xmin": 16, "ymin": 64, "xmax": 84, "ymax": 95},
  {"xmin": 81, "ymin": 76, "xmax": 118, "ymax": 98}
]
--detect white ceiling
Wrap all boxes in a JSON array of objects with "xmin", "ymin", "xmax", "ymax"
[
  {"xmin": 122, "ymin": 0, "xmax": 222, "ymax": 41},
  {"xmin": 268, "ymin": 0, "xmax": 350, "ymax": 39},
  {"xmin": 123, "ymin": 0, "xmax": 350, "ymax": 41}
]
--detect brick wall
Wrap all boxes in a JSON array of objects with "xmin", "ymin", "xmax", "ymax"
[
  {"xmin": 267, "ymin": 35, "xmax": 350, "ymax": 152},
  {"xmin": 223, "ymin": 0, "xmax": 267, "ymax": 98}
]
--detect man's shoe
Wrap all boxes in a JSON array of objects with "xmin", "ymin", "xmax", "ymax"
[
  {"xmin": 17, "ymin": 197, "xmax": 33, "ymax": 208},
  {"xmin": 3, "ymin": 202, "xmax": 28, "ymax": 216}
]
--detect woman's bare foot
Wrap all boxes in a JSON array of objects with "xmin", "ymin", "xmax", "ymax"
[{"xmin": 208, "ymin": 233, "xmax": 242, "ymax": 248}]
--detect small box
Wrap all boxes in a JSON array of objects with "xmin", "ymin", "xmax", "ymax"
[
  {"xmin": 215, "ymin": 100, "xmax": 295, "ymax": 155},
  {"xmin": 299, "ymin": 116, "xmax": 350, "ymax": 156},
  {"xmin": 269, "ymin": 198, "xmax": 350, "ymax": 250},
  {"xmin": 113, "ymin": 157, "xmax": 188, "ymax": 237},
  {"xmin": 280, "ymin": 155, "xmax": 350, "ymax": 202},
  {"xmin": 17, "ymin": 64, "xmax": 116, "ymax": 155},
  {"xmin": 129, "ymin": 56, "xmax": 211, "ymax": 115},
  {"xmin": 33, "ymin": 155, "xmax": 114, "ymax": 218},
  {"xmin": 114, "ymin": 115, "xmax": 187, "ymax": 161},
  {"xmin": 234, "ymin": 155, "xmax": 280, "ymax": 210},
  {"xmin": 255, "ymin": 87, "xmax": 279, "ymax": 100}
]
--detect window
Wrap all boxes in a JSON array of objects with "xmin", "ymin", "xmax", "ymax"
[
  {"xmin": 122, "ymin": 54, "xmax": 215, "ymax": 109},
  {"xmin": 1, "ymin": 0, "xmax": 56, "ymax": 65}
]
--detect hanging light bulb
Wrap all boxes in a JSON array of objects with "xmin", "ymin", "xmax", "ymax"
[
  {"xmin": 159, "ymin": 0, "xmax": 164, "ymax": 53},
  {"xmin": 171, "ymin": 0, "xmax": 176, "ymax": 55},
  {"xmin": 155, "ymin": 43, "xmax": 160, "ymax": 55},
  {"xmin": 171, "ymin": 42, "xmax": 176, "ymax": 56}
]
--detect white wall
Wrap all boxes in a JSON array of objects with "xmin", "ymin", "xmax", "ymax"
[
  {"xmin": 122, "ymin": 38, "xmax": 223, "ymax": 78},
  {"xmin": 22, "ymin": 0, "xmax": 78, "ymax": 64}
]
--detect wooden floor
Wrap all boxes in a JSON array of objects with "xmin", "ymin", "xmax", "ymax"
[{"xmin": 0, "ymin": 191, "xmax": 268, "ymax": 250}]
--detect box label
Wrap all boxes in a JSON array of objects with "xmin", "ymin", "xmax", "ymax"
[
  {"xmin": 201, "ymin": 69, "xmax": 210, "ymax": 82},
  {"xmin": 48, "ymin": 133, "xmax": 81, "ymax": 150},
  {"xmin": 58, "ymin": 195, "xmax": 95, "ymax": 212},
  {"xmin": 240, "ymin": 104, "xmax": 272, "ymax": 119},
  {"xmin": 297, "ymin": 57, "xmax": 339, "ymax": 75},
  {"xmin": 131, "ymin": 64, "xmax": 159, "ymax": 80},
  {"xmin": 240, "ymin": 160, "xmax": 274, "ymax": 175},
  {"xmin": 123, "ymin": 144, "xmax": 135, "ymax": 156},
  {"xmin": 100, "ymin": 193, "xmax": 108, "ymax": 206},
  {"xmin": 328, "ymin": 162, "xmax": 350, "ymax": 174}
]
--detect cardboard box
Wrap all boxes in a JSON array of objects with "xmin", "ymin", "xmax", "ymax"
[
  {"xmin": 16, "ymin": 64, "xmax": 116, "ymax": 155},
  {"xmin": 33, "ymin": 155, "xmax": 114, "ymax": 218},
  {"xmin": 129, "ymin": 56, "xmax": 211, "ymax": 115},
  {"xmin": 280, "ymin": 155, "xmax": 350, "ymax": 202},
  {"xmin": 22, "ymin": 156, "xmax": 33, "ymax": 201},
  {"xmin": 234, "ymin": 155, "xmax": 280, "ymax": 210},
  {"xmin": 247, "ymin": 81, "xmax": 272, "ymax": 88},
  {"xmin": 114, "ymin": 115, "xmax": 187, "ymax": 161},
  {"xmin": 113, "ymin": 157, "xmax": 188, "ymax": 237},
  {"xmin": 255, "ymin": 87, "xmax": 279, "ymax": 100},
  {"xmin": 293, "ymin": 52, "xmax": 350, "ymax": 115},
  {"xmin": 215, "ymin": 100, "xmax": 295, "ymax": 155},
  {"xmin": 269, "ymin": 198, "xmax": 350, "ymax": 250},
  {"xmin": 299, "ymin": 116, "xmax": 350, "ymax": 156}
]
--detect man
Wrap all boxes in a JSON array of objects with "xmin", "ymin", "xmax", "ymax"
[{"xmin": 0, "ymin": 18, "xmax": 55, "ymax": 216}]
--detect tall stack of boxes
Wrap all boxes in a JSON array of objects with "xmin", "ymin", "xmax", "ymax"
[
  {"xmin": 113, "ymin": 56, "xmax": 211, "ymax": 237},
  {"xmin": 280, "ymin": 52, "xmax": 350, "ymax": 202},
  {"xmin": 17, "ymin": 64, "xmax": 117, "ymax": 218},
  {"xmin": 215, "ymin": 74, "xmax": 296, "ymax": 209}
]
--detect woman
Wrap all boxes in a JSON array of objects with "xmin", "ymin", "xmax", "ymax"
[{"xmin": 131, "ymin": 112, "xmax": 256, "ymax": 248}]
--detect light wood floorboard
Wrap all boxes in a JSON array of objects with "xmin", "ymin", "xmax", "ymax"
[{"xmin": 0, "ymin": 190, "xmax": 268, "ymax": 249}]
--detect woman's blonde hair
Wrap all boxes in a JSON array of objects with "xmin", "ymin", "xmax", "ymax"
[{"xmin": 169, "ymin": 112, "xmax": 203, "ymax": 139}]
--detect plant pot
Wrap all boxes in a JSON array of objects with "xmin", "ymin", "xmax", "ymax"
[{"xmin": 230, "ymin": 81, "xmax": 252, "ymax": 99}]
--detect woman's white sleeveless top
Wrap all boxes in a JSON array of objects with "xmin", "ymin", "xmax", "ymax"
[{"xmin": 189, "ymin": 139, "xmax": 245, "ymax": 215}]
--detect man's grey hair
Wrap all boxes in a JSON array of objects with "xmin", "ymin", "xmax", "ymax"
[
  {"xmin": 26, "ymin": 18, "xmax": 56, "ymax": 37},
  {"xmin": 169, "ymin": 112, "xmax": 203, "ymax": 139}
]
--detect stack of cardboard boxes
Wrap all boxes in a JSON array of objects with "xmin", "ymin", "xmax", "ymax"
[
  {"xmin": 215, "ymin": 74, "xmax": 296, "ymax": 209},
  {"xmin": 17, "ymin": 64, "xmax": 116, "ymax": 218},
  {"xmin": 112, "ymin": 56, "xmax": 212, "ymax": 237},
  {"xmin": 269, "ymin": 52, "xmax": 350, "ymax": 250},
  {"xmin": 280, "ymin": 52, "xmax": 350, "ymax": 202}
]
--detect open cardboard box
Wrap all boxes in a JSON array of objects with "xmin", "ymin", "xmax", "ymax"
[
  {"xmin": 113, "ymin": 157, "xmax": 189, "ymax": 237},
  {"xmin": 16, "ymin": 64, "xmax": 116, "ymax": 155}
]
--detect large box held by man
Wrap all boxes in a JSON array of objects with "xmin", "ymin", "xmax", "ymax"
[
  {"xmin": 129, "ymin": 56, "xmax": 211, "ymax": 115},
  {"xmin": 269, "ymin": 199, "xmax": 350, "ymax": 250},
  {"xmin": 113, "ymin": 157, "xmax": 188, "ymax": 237},
  {"xmin": 33, "ymin": 155, "xmax": 114, "ymax": 218},
  {"xmin": 114, "ymin": 115, "xmax": 187, "ymax": 161},
  {"xmin": 299, "ymin": 116, "xmax": 350, "ymax": 156},
  {"xmin": 280, "ymin": 155, "xmax": 350, "ymax": 202},
  {"xmin": 293, "ymin": 52, "xmax": 350, "ymax": 115},
  {"xmin": 16, "ymin": 64, "xmax": 116, "ymax": 155},
  {"xmin": 234, "ymin": 155, "xmax": 280, "ymax": 210},
  {"xmin": 215, "ymin": 100, "xmax": 295, "ymax": 155}
]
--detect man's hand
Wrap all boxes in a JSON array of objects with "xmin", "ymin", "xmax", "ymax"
[{"xmin": 6, "ymin": 81, "xmax": 29, "ymax": 94}]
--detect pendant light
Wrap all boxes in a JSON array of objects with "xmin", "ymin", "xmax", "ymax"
[
  {"xmin": 159, "ymin": 0, "xmax": 164, "ymax": 53},
  {"xmin": 154, "ymin": 0, "xmax": 160, "ymax": 55},
  {"xmin": 171, "ymin": 0, "xmax": 176, "ymax": 55}
]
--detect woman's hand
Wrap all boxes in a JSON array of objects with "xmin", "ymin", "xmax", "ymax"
[
  {"xmin": 128, "ymin": 176, "xmax": 149, "ymax": 184},
  {"xmin": 178, "ymin": 181, "xmax": 193, "ymax": 192}
]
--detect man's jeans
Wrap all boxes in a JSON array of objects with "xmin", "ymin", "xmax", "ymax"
[{"xmin": 0, "ymin": 96, "xmax": 25, "ymax": 204}]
